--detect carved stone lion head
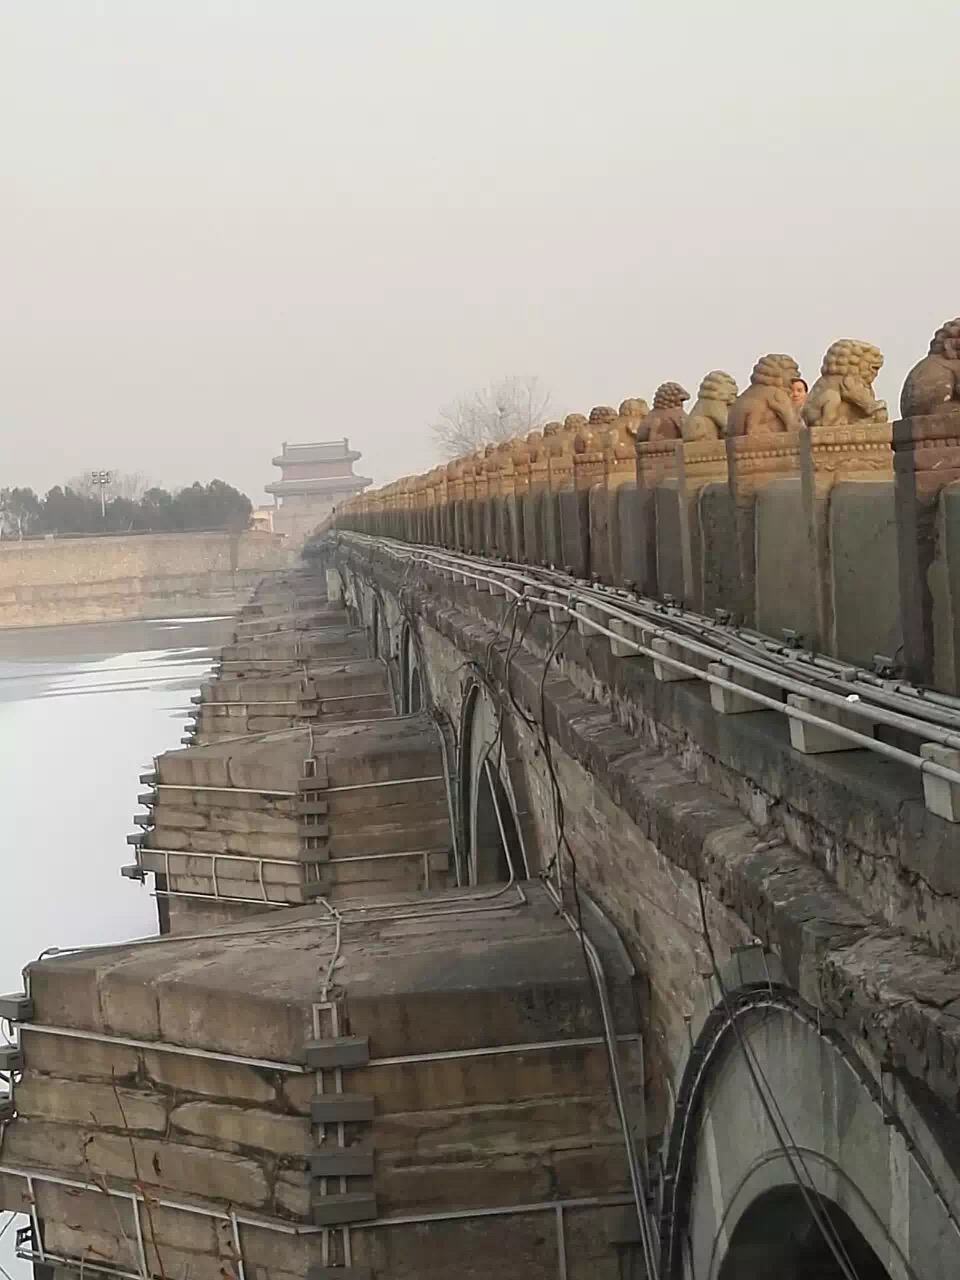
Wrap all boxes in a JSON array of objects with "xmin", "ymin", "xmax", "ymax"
[
  {"xmin": 696, "ymin": 370, "xmax": 738, "ymax": 403},
  {"xmin": 820, "ymin": 339, "xmax": 884, "ymax": 384},
  {"xmin": 619, "ymin": 398, "xmax": 650, "ymax": 419},
  {"xmin": 652, "ymin": 381, "xmax": 690, "ymax": 410},
  {"xmin": 750, "ymin": 354, "xmax": 801, "ymax": 388},
  {"xmin": 930, "ymin": 319, "xmax": 960, "ymax": 362}
]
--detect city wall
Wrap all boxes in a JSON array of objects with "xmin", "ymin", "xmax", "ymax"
[{"xmin": 0, "ymin": 529, "xmax": 291, "ymax": 628}]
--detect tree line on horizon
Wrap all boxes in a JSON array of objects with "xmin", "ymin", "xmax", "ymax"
[{"xmin": 0, "ymin": 475, "xmax": 253, "ymax": 539}]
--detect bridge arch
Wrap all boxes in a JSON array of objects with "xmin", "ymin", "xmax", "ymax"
[
  {"xmin": 458, "ymin": 680, "xmax": 525, "ymax": 884},
  {"xmin": 662, "ymin": 964, "xmax": 960, "ymax": 1280},
  {"xmin": 399, "ymin": 622, "xmax": 425, "ymax": 714},
  {"xmin": 717, "ymin": 1184, "xmax": 889, "ymax": 1279}
]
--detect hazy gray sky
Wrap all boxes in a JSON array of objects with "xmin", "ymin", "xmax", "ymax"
[{"xmin": 3, "ymin": 0, "xmax": 958, "ymax": 501}]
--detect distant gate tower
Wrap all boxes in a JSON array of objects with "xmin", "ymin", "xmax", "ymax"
[{"xmin": 266, "ymin": 439, "xmax": 371, "ymax": 545}]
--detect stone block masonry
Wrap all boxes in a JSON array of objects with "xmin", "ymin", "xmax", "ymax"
[{"xmin": 2, "ymin": 884, "xmax": 639, "ymax": 1280}]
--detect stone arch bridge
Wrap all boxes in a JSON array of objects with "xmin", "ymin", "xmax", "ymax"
[{"xmin": 1, "ymin": 324, "xmax": 959, "ymax": 1279}]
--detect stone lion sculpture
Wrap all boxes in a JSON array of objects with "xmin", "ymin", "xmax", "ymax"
[
  {"xmin": 638, "ymin": 382, "xmax": 691, "ymax": 442},
  {"xmin": 540, "ymin": 420, "xmax": 563, "ymax": 450},
  {"xmin": 802, "ymin": 340, "xmax": 887, "ymax": 429},
  {"xmin": 544, "ymin": 416, "xmax": 583, "ymax": 471},
  {"xmin": 900, "ymin": 318, "xmax": 960, "ymax": 418},
  {"xmin": 574, "ymin": 405, "xmax": 618, "ymax": 453},
  {"xmin": 576, "ymin": 404, "xmax": 619, "ymax": 465},
  {"xmin": 604, "ymin": 397, "xmax": 650, "ymax": 456},
  {"xmin": 619, "ymin": 397, "xmax": 650, "ymax": 424},
  {"xmin": 727, "ymin": 354, "xmax": 802, "ymax": 436},
  {"xmin": 683, "ymin": 371, "xmax": 739, "ymax": 441}
]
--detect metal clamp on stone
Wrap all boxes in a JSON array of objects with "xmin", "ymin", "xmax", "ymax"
[
  {"xmin": 300, "ymin": 755, "xmax": 332, "ymax": 897},
  {"xmin": 306, "ymin": 1036, "xmax": 370, "ymax": 1069},
  {"xmin": 311, "ymin": 1094, "xmax": 375, "ymax": 1123},
  {"xmin": 298, "ymin": 677, "xmax": 321, "ymax": 719},
  {"xmin": 0, "ymin": 1044, "xmax": 23, "ymax": 1073},
  {"xmin": 0, "ymin": 994, "xmax": 33, "ymax": 1023},
  {"xmin": 311, "ymin": 1192, "xmax": 378, "ymax": 1227}
]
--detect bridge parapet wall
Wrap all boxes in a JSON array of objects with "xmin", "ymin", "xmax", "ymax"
[{"xmin": 330, "ymin": 324, "xmax": 960, "ymax": 695}]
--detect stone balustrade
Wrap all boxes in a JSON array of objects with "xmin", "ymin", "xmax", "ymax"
[{"xmin": 330, "ymin": 322, "xmax": 960, "ymax": 694}]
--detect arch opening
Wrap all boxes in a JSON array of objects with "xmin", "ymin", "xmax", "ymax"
[
  {"xmin": 718, "ymin": 1186, "xmax": 891, "ymax": 1280},
  {"xmin": 408, "ymin": 666, "xmax": 423, "ymax": 715},
  {"xmin": 370, "ymin": 598, "xmax": 381, "ymax": 660},
  {"xmin": 399, "ymin": 625, "xmax": 424, "ymax": 715},
  {"xmin": 459, "ymin": 684, "xmax": 523, "ymax": 885}
]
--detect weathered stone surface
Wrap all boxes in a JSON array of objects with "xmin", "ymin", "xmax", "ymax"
[
  {"xmin": 373, "ymin": 1094, "xmax": 619, "ymax": 1156},
  {"xmin": 142, "ymin": 1049, "xmax": 279, "ymax": 1104},
  {"xmin": 84, "ymin": 1133, "xmax": 270, "ymax": 1207},
  {"xmin": 15, "ymin": 1077, "xmax": 168, "ymax": 1133},
  {"xmin": 1, "ymin": 1118, "xmax": 87, "ymax": 1172},
  {"xmin": 276, "ymin": 1168, "xmax": 312, "ymax": 1217},
  {"xmin": 171, "ymin": 1100, "xmax": 309, "ymax": 1157},
  {"xmin": 377, "ymin": 1152, "xmax": 553, "ymax": 1213},
  {"xmin": 22, "ymin": 1031, "xmax": 139, "ymax": 1082}
]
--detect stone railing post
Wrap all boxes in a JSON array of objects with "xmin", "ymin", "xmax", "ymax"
[
  {"xmin": 501, "ymin": 439, "xmax": 527, "ymax": 562},
  {"xmin": 524, "ymin": 431, "xmax": 549, "ymax": 566},
  {"xmin": 894, "ymin": 414, "xmax": 960, "ymax": 691},
  {"xmin": 725, "ymin": 430, "xmax": 803, "ymax": 630},
  {"xmin": 544, "ymin": 417, "xmax": 579, "ymax": 569},
  {"xmin": 462, "ymin": 454, "xmax": 480, "ymax": 553},
  {"xmin": 630, "ymin": 438, "xmax": 676, "ymax": 598},
  {"xmin": 446, "ymin": 460, "xmax": 465, "ymax": 550},
  {"xmin": 571, "ymin": 408, "xmax": 614, "ymax": 580},
  {"xmin": 604, "ymin": 399, "xmax": 648, "ymax": 586},
  {"xmin": 480, "ymin": 445, "xmax": 498, "ymax": 554},
  {"xmin": 800, "ymin": 421, "xmax": 893, "ymax": 655},
  {"xmin": 677, "ymin": 437, "xmax": 728, "ymax": 611}
]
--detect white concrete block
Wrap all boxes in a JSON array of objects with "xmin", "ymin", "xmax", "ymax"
[
  {"xmin": 787, "ymin": 694, "xmax": 863, "ymax": 754},
  {"xmin": 920, "ymin": 744, "xmax": 960, "ymax": 823},
  {"xmin": 575, "ymin": 605, "xmax": 603, "ymax": 638},
  {"xmin": 547, "ymin": 593, "xmax": 568, "ymax": 625},
  {"xmin": 708, "ymin": 663, "xmax": 761, "ymax": 715},
  {"xmin": 651, "ymin": 638, "xmax": 697, "ymax": 683},
  {"xmin": 608, "ymin": 619, "xmax": 637, "ymax": 659}
]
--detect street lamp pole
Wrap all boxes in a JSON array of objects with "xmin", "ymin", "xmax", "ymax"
[{"xmin": 91, "ymin": 470, "xmax": 112, "ymax": 521}]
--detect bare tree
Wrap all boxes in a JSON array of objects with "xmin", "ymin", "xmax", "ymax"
[{"xmin": 430, "ymin": 376, "xmax": 555, "ymax": 459}]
